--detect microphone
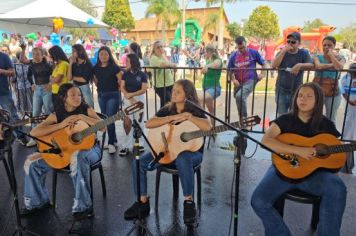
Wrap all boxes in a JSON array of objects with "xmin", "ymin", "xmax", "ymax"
[{"xmin": 147, "ymin": 152, "xmax": 165, "ymax": 171}]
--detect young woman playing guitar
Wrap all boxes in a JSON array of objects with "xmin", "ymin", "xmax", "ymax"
[
  {"xmin": 251, "ymin": 82, "xmax": 347, "ymax": 236},
  {"xmin": 21, "ymin": 83, "xmax": 103, "ymax": 220},
  {"xmin": 124, "ymin": 79, "xmax": 211, "ymax": 225}
]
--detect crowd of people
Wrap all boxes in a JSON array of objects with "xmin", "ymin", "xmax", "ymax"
[{"xmin": 0, "ymin": 29, "xmax": 356, "ymax": 234}]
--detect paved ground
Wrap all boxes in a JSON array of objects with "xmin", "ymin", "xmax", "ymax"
[{"xmin": 0, "ymin": 89, "xmax": 355, "ymax": 235}]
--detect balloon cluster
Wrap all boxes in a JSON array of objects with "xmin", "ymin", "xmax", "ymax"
[
  {"xmin": 87, "ymin": 18, "xmax": 94, "ymax": 26},
  {"xmin": 50, "ymin": 33, "xmax": 60, "ymax": 46},
  {"xmin": 110, "ymin": 28, "xmax": 118, "ymax": 37},
  {"xmin": 53, "ymin": 18, "xmax": 64, "ymax": 33}
]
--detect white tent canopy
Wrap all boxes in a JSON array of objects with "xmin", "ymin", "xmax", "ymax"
[{"xmin": 0, "ymin": 0, "xmax": 109, "ymax": 34}]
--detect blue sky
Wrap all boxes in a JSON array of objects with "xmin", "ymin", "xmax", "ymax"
[{"xmin": 94, "ymin": 0, "xmax": 355, "ymax": 33}]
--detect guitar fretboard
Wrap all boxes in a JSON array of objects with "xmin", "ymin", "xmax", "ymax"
[
  {"xmin": 324, "ymin": 143, "xmax": 356, "ymax": 155},
  {"xmin": 188, "ymin": 121, "xmax": 241, "ymax": 140},
  {"xmin": 72, "ymin": 112, "xmax": 124, "ymax": 141}
]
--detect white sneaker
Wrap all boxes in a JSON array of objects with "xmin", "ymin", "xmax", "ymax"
[
  {"xmin": 26, "ymin": 138, "xmax": 37, "ymax": 147},
  {"xmin": 104, "ymin": 142, "xmax": 118, "ymax": 149},
  {"xmin": 108, "ymin": 144, "xmax": 116, "ymax": 154}
]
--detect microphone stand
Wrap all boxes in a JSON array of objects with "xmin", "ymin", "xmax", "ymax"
[
  {"xmin": 0, "ymin": 127, "xmax": 39, "ymax": 236},
  {"xmin": 126, "ymin": 119, "xmax": 154, "ymax": 236},
  {"xmin": 185, "ymin": 99, "xmax": 285, "ymax": 236}
]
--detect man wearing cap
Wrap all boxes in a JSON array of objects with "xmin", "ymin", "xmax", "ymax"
[
  {"xmin": 227, "ymin": 36, "xmax": 266, "ymax": 120},
  {"xmin": 272, "ymin": 32, "xmax": 314, "ymax": 115}
]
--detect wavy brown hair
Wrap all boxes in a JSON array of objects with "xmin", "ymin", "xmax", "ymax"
[{"xmin": 168, "ymin": 79, "xmax": 201, "ymax": 114}]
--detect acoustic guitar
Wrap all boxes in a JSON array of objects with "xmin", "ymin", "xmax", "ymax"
[
  {"xmin": 147, "ymin": 115, "xmax": 261, "ymax": 165},
  {"xmin": 272, "ymin": 133, "xmax": 356, "ymax": 180},
  {"xmin": 37, "ymin": 102, "xmax": 143, "ymax": 169}
]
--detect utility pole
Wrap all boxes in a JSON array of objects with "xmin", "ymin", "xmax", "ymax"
[{"xmin": 181, "ymin": 0, "xmax": 186, "ymax": 49}]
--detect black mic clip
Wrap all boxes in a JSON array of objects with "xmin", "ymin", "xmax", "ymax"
[{"xmin": 147, "ymin": 152, "xmax": 165, "ymax": 171}]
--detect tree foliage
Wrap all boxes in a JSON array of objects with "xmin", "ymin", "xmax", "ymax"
[
  {"xmin": 244, "ymin": 6, "xmax": 280, "ymax": 40},
  {"xmin": 338, "ymin": 23, "xmax": 356, "ymax": 49},
  {"xmin": 67, "ymin": 0, "xmax": 98, "ymax": 40},
  {"xmin": 102, "ymin": 0, "xmax": 135, "ymax": 31},
  {"xmin": 144, "ymin": 0, "xmax": 181, "ymax": 42},
  {"xmin": 303, "ymin": 18, "xmax": 326, "ymax": 32},
  {"xmin": 226, "ymin": 22, "xmax": 242, "ymax": 40}
]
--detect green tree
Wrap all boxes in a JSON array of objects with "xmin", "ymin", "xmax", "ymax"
[
  {"xmin": 226, "ymin": 22, "xmax": 242, "ymax": 40},
  {"xmin": 303, "ymin": 18, "xmax": 326, "ymax": 32},
  {"xmin": 339, "ymin": 23, "xmax": 356, "ymax": 49},
  {"xmin": 244, "ymin": 6, "xmax": 280, "ymax": 41},
  {"xmin": 102, "ymin": 0, "xmax": 135, "ymax": 31},
  {"xmin": 67, "ymin": 0, "xmax": 99, "ymax": 40},
  {"xmin": 204, "ymin": 13, "xmax": 219, "ymax": 42},
  {"xmin": 205, "ymin": 0, "xmax": 237, "ymax": 50},
  {"xmin": 144, "ymin": 0, "xmax": 181, "ymax": 44}
]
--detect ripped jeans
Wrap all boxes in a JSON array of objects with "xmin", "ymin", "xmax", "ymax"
[{"xmin": 23, "ymin": 144, "xmax": 100, "ymax": 213}]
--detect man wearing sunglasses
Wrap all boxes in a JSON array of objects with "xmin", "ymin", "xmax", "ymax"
[
  {"xmin": 227, "ymin": 36, "xmax": 266, "ymax": 120},
  {"xmin": 272, "ymin": 32, "xmax": 314, "ymax": 116}
]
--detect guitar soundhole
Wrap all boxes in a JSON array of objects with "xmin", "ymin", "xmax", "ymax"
[{"xmin": 71, "ymin": 133, "xmax": 82, "ymax": 144}]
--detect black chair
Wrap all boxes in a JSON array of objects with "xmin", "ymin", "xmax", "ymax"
[
  {"xmin": 155, "ymin": 163, "xmax": 202, "ymax": 211},
  {"xmin": 274, "ymin": 189, "xmax": 321, "ymax": 231},
  {"xmin": 52, "ymin": 113, "xmax": 107, "ymax": 207}
]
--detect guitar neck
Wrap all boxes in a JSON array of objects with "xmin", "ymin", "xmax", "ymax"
[
  {"xmin": 324, "ymin": 143, "xmax": 356, "ymax": 155},
  {"xmin": 186, "ymin": 121, "xmax": 241, "ymax": 140},
  {"xmin": 78, "ymin": 112, "xmax": 124, "ymax": 139}
]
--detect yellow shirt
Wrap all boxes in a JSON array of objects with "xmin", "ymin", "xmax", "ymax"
[{"xmin": 51, "ymin": 60, "xmax": 69, "ymax": 94}]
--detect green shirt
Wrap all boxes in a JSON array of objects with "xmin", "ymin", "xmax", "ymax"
[
  {"xmin": 149, "ymin": 55, "xmax": 174, "ymax": 88},
  {"xmin": 203, "ymin": 58, "xmax": 222, "ymax": 89}
]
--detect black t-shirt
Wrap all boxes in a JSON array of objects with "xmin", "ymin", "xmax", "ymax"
[
  {"xmin": 55, "ymin": 106, "xmax": 89, "ymax": 123},
  {"xmin": 122, "ymin": 70, "xmax": 148, "ymax": 93},
  {"xmin": 155, "ymin": 104, "xmax": 207, "ymax": 119},
  {"xmin": 93, "ymin": 64, "xmax": 121, "ymax": 92},
  {"xmin": 27, "ymin": 60, "xmax": 53, "ymax": 85},
  {"xmin": 272, "ymin": 113, "xmax": 341, "ymax": 138},
  {"xmin": 71, "ymin": 61, "xmax": 93, "ymax": 86}
]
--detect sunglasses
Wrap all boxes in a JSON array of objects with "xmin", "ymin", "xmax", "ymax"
[
  {"xmin": 287, "ymin": 40, "xmax": 297, "ymax": 44},
  {"xmin": 237, "ymin": 41, "xmax": 245, "ymax": 45}
]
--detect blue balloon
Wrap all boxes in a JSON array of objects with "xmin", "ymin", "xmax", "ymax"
[
  {"xmin": 50, "ymin": 33, "xmax": 60, "ymax": 46},
  {"xmin": 87, "ymin": 18, "xmax": 94, "ymax": 26}
]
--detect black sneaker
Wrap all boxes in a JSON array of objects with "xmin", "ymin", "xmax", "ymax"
[
  {"xmin": 72, "ymin": 207, "xmax": 94, "ymax": 221},
  {"xmin": 183, "ymin": 200, "xmax": 196, "ymax": 225},
  {"xmin": 119, "ymin": 148, "xmax": 129, "ymax": 156},
  {"xmin": 20, "ymin": 202, "xmax": 52, "ymax": 217},
  {"xmin": 18, "ymin": 137, "xmax": 28, "ymax": 146},
  {"xmin": 124, "ymin": 199, "xmax": 150, "ymax": 220}
]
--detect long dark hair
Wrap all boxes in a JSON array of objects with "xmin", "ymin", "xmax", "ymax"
[
  {"xmin": 291, "ymin": 82, "xmax": 324, "ymax": 130},
  {"xmin": 95, "ymin": 46, "xmax": 117, "ymax": 67},
  {"xmin": 54, "ymin": 83, "xmax": 88, "ymax": 115},
  {"xmin": 322, "ymin": 36, "xmax": 336, "ymax": 46},
  {"xmin": 168, "ymin": 79, "xmax": 201, "ymax": 113},
  {"xmin": 129, "ymin": 42, "xmax": 143, "ymax": 59},
  {"xmin": 127, "ymin": 53, "xmax": 141, "ymax": 73},
  {"xmin": 72, "ymin": 44, "xmax": 91, "ymax": 65},
  {"xmin": 48, "ymin": 45, "xmax": 69, "ymax": 63}
]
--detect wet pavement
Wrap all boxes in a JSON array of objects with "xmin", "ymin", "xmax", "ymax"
[{"xmin": 0, "ymin": 90, "xmax": 355, "ymax": 235}]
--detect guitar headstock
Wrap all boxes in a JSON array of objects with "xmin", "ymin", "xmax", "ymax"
[
  {"xmin": 28, "ymin": 115, "xmax": 48, "ymax": 124},
  {"xmin": 124, "ymin": 101, "xmax": 144, "ymax": 115},
  {"xmin": 240, "ymin": 115, "xmax": 261, "ymax": 128}
]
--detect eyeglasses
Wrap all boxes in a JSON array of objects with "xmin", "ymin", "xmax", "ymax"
[
  {"xmin": 287, "ymin": 40, "xmax": 297, "ymax": 44},
  {"xmin": 156, "ymin": 45, "xmax": 163, "ymax": 49}
]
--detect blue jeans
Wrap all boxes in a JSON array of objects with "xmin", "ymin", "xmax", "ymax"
[
  {"xmin": 23, "ymin": 144, "xmax": 100, "ymax": 212},
  {"xmin": 97, "ymin": 91, "xmax": 121, "ymax": 144},
  {"xmin": 79, "ymin": 84, "xmax": 94, "ymax": 108},
  {"xmin": 0, "ymin": 93, "xmax": 25, "ymax": 139},
  {"xmin": 32, "ymin": 85, "xmax": 53, "ymax": 116},
  {"xmin": 132, "ymin": 151, "xmax": 202, "ymax": 197},
  {"xmin": 235, "ymin": 79, "xmax": 255, "ymax": 119},
  {"xmin": 275, "ymin": 86, "xmax": 294, "ymax": 116},
  {"xmin": 324, "ymin": 95, "xmax": 341, "ymax": 123},
  {"xmin": 204, "ymin": 86, "xmax": 221, "ymax": 99},
  {"xmin": 251, "ymin": 166, "xmax": 346, "ymax": 236}
]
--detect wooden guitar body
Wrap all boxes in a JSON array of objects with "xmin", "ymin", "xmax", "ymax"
[
  {"xmin": 37, "ymin": 120, "xmax": 95, "ymax": 169},
  {"xmin": 272, "ymin": 133, "xmax": 347, "ymax": 180},
  {"xmin": 147, "ymin": 121, "xmax": 204, "ymax": 164}
]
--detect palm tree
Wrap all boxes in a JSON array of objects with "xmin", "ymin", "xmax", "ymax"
[
  {"xmin": 206, "ymin": 0, "xmax": 237, "ymax": 50},
  {"xmin": 204, "ymin": 13, "xmax": 219, "ymax": 43},
  {"xmin": 145, "ymin": 0, "xmax": 181, "ymax": 44}
]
